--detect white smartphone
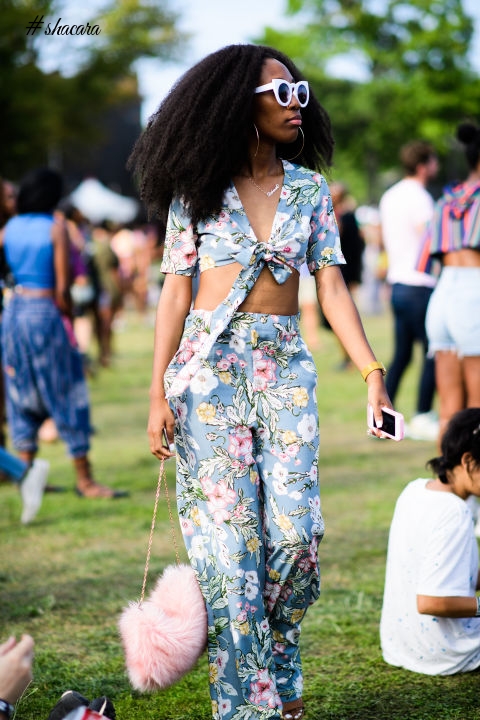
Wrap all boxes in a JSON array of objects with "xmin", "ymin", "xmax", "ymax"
[
  {"xmin": 367, "ymin": 404, "xmax": 404, "ymax": 441},
  {"xmin": 162, "ymin": 429, "xmax": 175, "ymax": 453}
]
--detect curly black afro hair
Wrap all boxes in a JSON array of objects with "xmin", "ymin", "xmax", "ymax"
[
  {"xmin": 128, "ymin": 43, "xmax": 334, "ymax": 225},
  {"xmin": 427, "ymin": 408, "xmax": 480, "ymax": 484}
]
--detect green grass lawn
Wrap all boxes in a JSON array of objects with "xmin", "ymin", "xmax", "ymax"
[{"xmin": 1, "ymin": 306, "xmax": 478, "ymax": 720}]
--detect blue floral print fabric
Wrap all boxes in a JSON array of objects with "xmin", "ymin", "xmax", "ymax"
[
  {"xmin": 166, "ymin": 311, "xmax": 324, "ymax": 720},
  {"xmin": 160, "ymin": 160, "xmax": 344, "ymax": 278},
  {"xmin": 2, "ymin": 296, "xmax": 92, "ymax": 456},
  {"xmin": 161, "ymin": 161, "xmax": 344, "ymax": 399},
  {"xmin": 161, "ymin": 162, "xmax": 343, "ymax": 719}
]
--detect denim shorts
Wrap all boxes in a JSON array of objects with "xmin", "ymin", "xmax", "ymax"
[{"xmin": 426, "ymin": 267, "xmax": 480, "ymax": 357}]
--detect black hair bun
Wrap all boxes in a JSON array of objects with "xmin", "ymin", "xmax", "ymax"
[{"xmin": 457, "ymin": 121, "xmax": 479, "ymax": 145}]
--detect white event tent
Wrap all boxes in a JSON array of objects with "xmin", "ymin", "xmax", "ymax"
[{"xmin": 69, "ymin": 178, "xmax": 139, "ymax": 225}]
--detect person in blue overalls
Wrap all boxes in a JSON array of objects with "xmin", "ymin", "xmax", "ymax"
[{"xmin": 129, "ymin": 44, "xmax": 392, "ymax": 720}]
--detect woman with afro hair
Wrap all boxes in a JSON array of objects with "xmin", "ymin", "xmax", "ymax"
[{"xmin": 130, "ymin": 43, "xmax": 391, "ymax": 720}]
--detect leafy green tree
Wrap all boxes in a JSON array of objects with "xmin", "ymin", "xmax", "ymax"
[
  {"xmin": 0, "ymin": 0, "xmax": 186, "ymax": 179},
  {"xmin": 258, "ymin": 0, "xmax": 480, "ymax": 201}
]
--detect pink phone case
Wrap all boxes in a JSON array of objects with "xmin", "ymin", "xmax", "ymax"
[{"xmin": 367, "ymin": 405, "xmax": 404, "ymax": 441}]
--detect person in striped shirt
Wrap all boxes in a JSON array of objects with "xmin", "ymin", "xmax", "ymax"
[{"xmin": 418, "ymin": 121, "xmax": 480, "ymax": 442}]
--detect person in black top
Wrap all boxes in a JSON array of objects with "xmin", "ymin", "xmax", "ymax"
[{"xmin": 323, "ymin": 182, "xmax": 365, "ymax": 370}]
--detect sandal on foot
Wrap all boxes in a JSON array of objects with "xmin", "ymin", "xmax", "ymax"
[
  {"xmin": 282, "ymin": 698, "xmax": 305, "ymax": 720},
  {"xmin": 75, "ymin": 481, "xmax": 129, "ymax": 499}
]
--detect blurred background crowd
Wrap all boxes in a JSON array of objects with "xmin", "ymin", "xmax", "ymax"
[{"xmin": 0, "ymin": 0, "xmax": 479, "ymax": 518}]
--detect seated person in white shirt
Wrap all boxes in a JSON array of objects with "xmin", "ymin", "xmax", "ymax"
[{"xmin": 380, "ymin": 407, "xmax": 480, "ymax": 675}]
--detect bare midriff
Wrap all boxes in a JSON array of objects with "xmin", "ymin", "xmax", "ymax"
[
  {"xmin": 442, "ymin": 248, "xmax": 480, "ymax": 267},
  {"xmin": 193, "ymin": 264, "xmax": 301, "ymax": 315}
]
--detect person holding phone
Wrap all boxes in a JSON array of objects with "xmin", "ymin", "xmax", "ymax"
[
  {"xmin": 130, "ymin": 43, "xmax": 391, "ymax": 720},
  {"xmin": 367, "ymin": 404, "xmax": 404, "ymax": 441},
  {"xmin": 380, "ymin": 407, "xmax": 480, "ymax": 675}
]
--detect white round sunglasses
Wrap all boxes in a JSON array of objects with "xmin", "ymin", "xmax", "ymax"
[{"xmin": 255, "ymin": 79, "xmax": 310, "ymax": 108}]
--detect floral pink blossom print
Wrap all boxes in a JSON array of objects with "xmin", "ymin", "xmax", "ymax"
[
  {"xmin": 160, "ymin": 160, "xmax": 344, "ymax": 280},
  {"xmin": 159, "ymin": 157, "xmax": 337, "ymax": 720},
  {"xmin": 167, "ymin": 311, "xmax": 324, "ymax": 720}
]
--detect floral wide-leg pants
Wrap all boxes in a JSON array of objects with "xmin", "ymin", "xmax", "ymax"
[{"xmin": 166, "ymin": 311, "xmax": 325, "ymax": 720}]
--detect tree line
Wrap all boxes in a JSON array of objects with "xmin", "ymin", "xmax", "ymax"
[{"xmin": 2, "ymin": 0, "xmax": 479, "ymax": 204}]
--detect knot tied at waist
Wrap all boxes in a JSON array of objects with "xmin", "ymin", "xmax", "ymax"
[
  {"xmin": 166, "ymin": 238, "xmax": 296, "ymax": 398},
  {"xmin": 228, "ymin": 239, "xmax": 293, "ymax": 285}
]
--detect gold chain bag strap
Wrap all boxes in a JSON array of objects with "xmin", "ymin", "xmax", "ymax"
[
  {"xmin": 140, "ymin": 459, "xmax": 181, "ymax": 603},
  {"xmin": 118, "ymin": 460, "xmax": 207, "ymax": 691}
]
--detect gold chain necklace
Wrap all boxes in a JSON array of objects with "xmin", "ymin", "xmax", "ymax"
[
  {"xmin": 247, "ymin": 161, "xmax": 283, "ymax": 197},
  {"xmin": 248, "ymin": 176, "xmax": 280, "ymax": 197}
]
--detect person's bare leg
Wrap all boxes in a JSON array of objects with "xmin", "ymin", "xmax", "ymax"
[
  {"xmin": 435, "ymin": 350, "xmax": 465, "ymax": 444},
  {"xmin": 73, "ymin": 455, "xmax": 128, "ymax": 498},
  {"xmin": 463, "ymin": 355, "xmax": 480, "ymax": 533},
  {"xmin": 38, "ymin": 417, "xmax": 59, "ymax": 443},
  {"xmin": 99, "ymin": 306, "xmax": 114, "ymax": 367},
  {"xmin": 18, "ymin": 450, "xmax": 35, "ymax": 466},
  {"xmin": 463, "ymin": 356, "xmax": 480, "ymax": 408},
  {"xmin": 73, "ymin": 316, "xmax": 92, "ymax": 355}
]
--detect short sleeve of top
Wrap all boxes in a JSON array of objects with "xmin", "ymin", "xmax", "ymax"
[
  {"xmin": 160, "ymin": 197, "xmax": 199, "ymax": 276},
  {"xmin": 160, "ymin": 163, "xmax": 344, "ymax": 277},
  {"xmin": 416, "ymin": 501, "xmax": 478, "ymax": 597},
  {"xmin": 305, "ymin": 173, "xmax": 344, "ymax": 274}
]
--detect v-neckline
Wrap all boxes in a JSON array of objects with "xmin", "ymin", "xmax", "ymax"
[{"xmin": 231, "ymin": 159, "xmax": 287, "ymax": 244}]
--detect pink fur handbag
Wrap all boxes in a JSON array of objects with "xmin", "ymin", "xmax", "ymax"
[{"xmin": 118, "ymin": 462, "xmax": 207, "ymax": 691}]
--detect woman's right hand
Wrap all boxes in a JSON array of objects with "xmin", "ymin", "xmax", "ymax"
[
  {"xmin": 148, "ymin": 396, "xmax": 176, "ymax": 460},
  {"xmin": 147, "ymin": 274, "xmax": 193, "ymax": 461}
]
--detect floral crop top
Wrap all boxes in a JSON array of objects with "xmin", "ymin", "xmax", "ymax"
[{"xmin": 160, "ymin": 160, "xmax": 345, "ymax": 284}]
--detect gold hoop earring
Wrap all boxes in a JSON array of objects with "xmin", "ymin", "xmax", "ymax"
[
  {"xmin": 284, "ymin": 127, "xmax": 304, "ymax": 161},
  {"xmin": 253, "ymin": 124, "xmax": 260, "ymax": 158}
]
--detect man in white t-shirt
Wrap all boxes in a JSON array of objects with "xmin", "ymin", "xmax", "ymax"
[
  {"xmin": 380, "ymin": 408, "xmax": 480, "ymax": 675},
  {"xmin": 379, "ymin": 141, "xmax": 439, "ymax": 441}
]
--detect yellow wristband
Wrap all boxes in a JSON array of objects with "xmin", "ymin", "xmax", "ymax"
[{"xmin": 361, "ymin": 361, "xmax": 386, "ymax": 382}]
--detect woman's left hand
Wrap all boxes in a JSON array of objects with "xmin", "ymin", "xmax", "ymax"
[{"xmin": 366, "ymin": 372, "xmax": 393, "ymax": 439}]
